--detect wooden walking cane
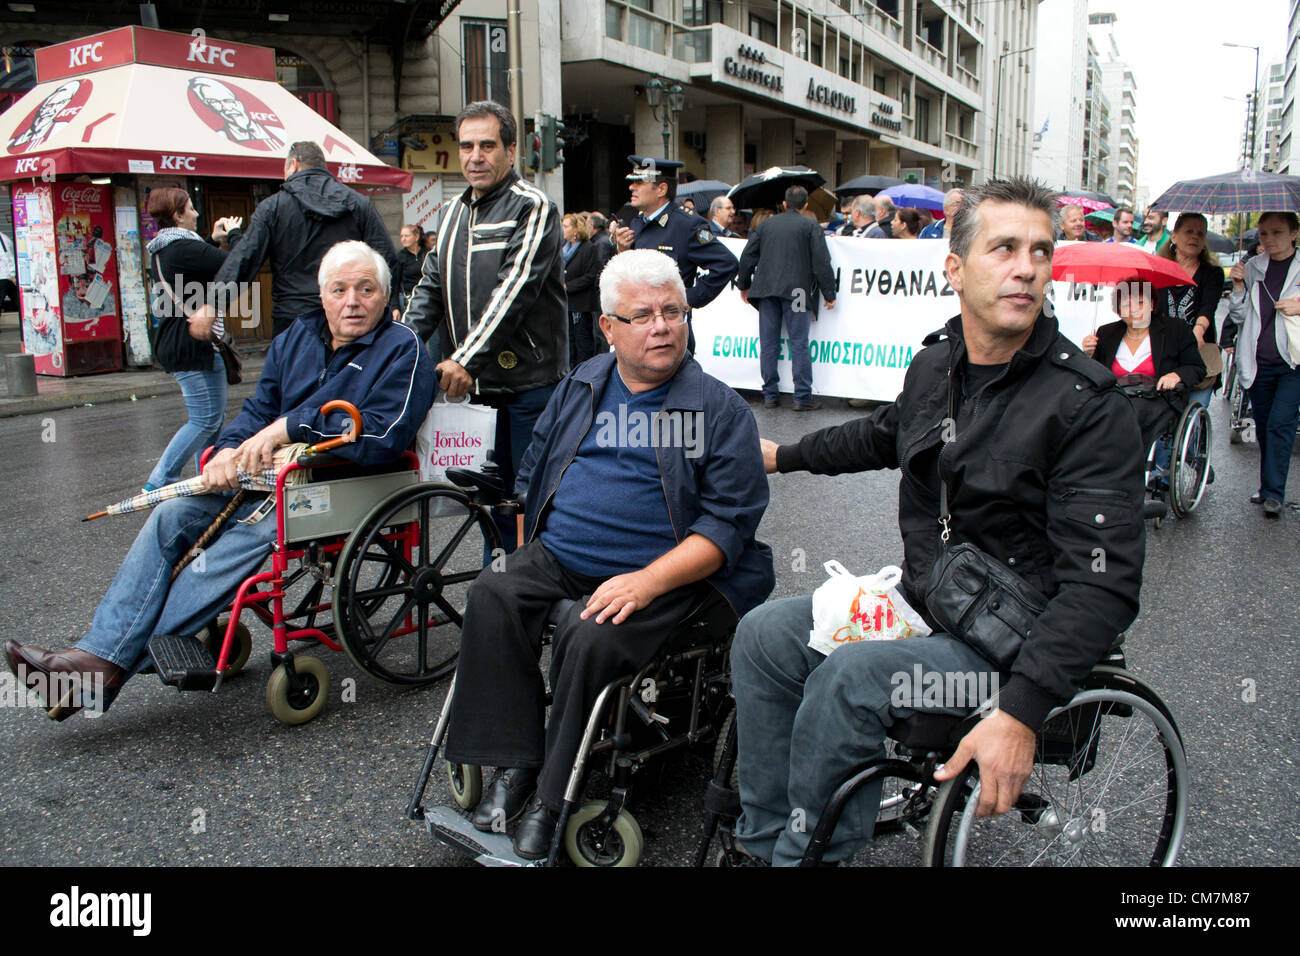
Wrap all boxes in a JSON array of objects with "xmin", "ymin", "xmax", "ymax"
[{"xmin": 172, "ymin": 490, "xmax": 248, "ymax": 581}]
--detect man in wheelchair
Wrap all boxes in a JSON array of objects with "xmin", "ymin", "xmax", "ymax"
[
  {"xmin": 5, "ymin": 241, "xmax": 435, "ymax": 720},
  {"xmin": 442, "ymin": 249, "xmax": 774, "ymax": 859},
  {"xmin": 731, "ymin": 178, "xmax": 1147, "ymax": 865}
]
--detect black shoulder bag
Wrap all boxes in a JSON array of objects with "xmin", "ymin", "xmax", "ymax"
[
  {"xmin": 922, "ymin": 366, "xmax": 1047, "ymax": 671},
  {"xmin": 153, "ymin": 252, "xmax": 243, "ymax": 385}
]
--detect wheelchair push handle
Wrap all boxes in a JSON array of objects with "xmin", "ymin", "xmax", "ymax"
[{"xmin": 308, "ymin": 400, "xmax": 363, "ymax": 454}]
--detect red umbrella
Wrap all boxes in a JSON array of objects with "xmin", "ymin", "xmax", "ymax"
[{"xmin": 1052, "ymin": 242, "xmax": 1195, "ymax": 288}]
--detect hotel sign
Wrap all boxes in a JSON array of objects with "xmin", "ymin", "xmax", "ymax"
[{"xmin": 709, "ymin": 25, "xmax": 902, "ymax": 136}]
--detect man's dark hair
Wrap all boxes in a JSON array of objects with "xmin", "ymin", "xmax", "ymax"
[
  {"xmin": 784, "ymin": 185, "xmax": 809, "ymax": 210},
  {"xmin": 589, "ymin": 212, "xmax": 608, "ymax": 232},
  {"xmin": 894, "ymin": 207, "xmax": 922, "ymax": 236},
  {"xmin": 455, "ymin": 100, "xmax": 517, "ymax": 148},
  {"xmin": 287, "ymin": 141, "xmax": 327, "ymax": 169},
  {"xmin": 949, "ymin": 177, "xmax": 1059, "ymax": 261},
  {"xmin": 1114, "ymin": 205, "xmax": 1134, "ymax": 220}
]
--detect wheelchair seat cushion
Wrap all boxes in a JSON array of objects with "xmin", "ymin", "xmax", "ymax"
[{"xmin": 889, "ymin": 711, "xmax": 978, "ymax": 752}]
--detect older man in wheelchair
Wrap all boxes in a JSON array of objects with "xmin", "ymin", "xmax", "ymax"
[
  {"xmin": 4, "ymin": 240, "xmax": 435, "ymax": 720},
  {"xmin": 434, "ymin": 249, "xmax": 773, "ymax": 861},
  {"xmin": 1082, "ymin": 278, "xmax": 1208, "ymax": 521},
  {"xmin": 724, "ymin": 178, "xmax": 1151, "ymax": 866}
]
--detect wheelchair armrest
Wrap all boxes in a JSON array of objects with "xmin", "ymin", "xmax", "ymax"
[
  {"xmin": 445, "ymin": 467, "xmax": 506, "ymax": 503},
  {"xmin": 296, "ymin": 452, "xmax": 349, "ymax": 469}
]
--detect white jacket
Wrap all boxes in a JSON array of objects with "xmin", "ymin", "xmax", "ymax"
[{"xmin": 1227, "ymin": 251, "xmax": 1300, "ymax": 388}]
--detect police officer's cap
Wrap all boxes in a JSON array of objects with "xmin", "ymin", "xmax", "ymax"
[{"xmin": 626, "ymin": 155, "xmax": 684, "ymax": 182}]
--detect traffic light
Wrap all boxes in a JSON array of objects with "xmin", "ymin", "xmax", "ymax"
[
  {"xmin": 526, "ymin": 126, "xmax": 542, "ymax": 171},
  {"xmin": 541, "ymin": 114, "xmax": 567, "ymax": 171}
]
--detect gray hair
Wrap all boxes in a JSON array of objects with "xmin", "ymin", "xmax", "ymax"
[
  {"xmin": 709, "ymin": 195, "xmax": 733, "ymax": 215},
  {"xmin": 318, "ymin": 240, "xmax": 391, "ymax": 294},
  {"xmin": 599, "ymin": 249, "xmax": 686, "ymax": 315},
  {"xmin": 943, "ymin": 188, "xmax": 964, "ymax": 212},
  {"xmin": 948, "ymin": 176, "xmax": 1059, "ymax": 262},
  {"xmin": 875, "ymin": 196, "xmax": 896, "ymax": 215},
  {"xmin": 853, "ymin": 195, "xmax": 876, "ymax": 217}
]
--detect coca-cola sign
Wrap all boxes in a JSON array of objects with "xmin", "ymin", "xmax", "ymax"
[{"xmin": 60, "ymin": 185, "xmax": 104, "ymax": 205}]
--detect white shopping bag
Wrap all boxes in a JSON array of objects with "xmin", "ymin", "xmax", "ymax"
[
  {"xmin": 808, "ymin": 561, "xmax": 931, "ymax": 656},
  {"xmin": 416, "ymin": 396, "xmax": 497, "ymax": 484}
]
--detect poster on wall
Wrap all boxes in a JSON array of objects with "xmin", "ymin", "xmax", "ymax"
[{"xmin": 114, "ymin": 186, "xmax": 152, "ymax": 366}]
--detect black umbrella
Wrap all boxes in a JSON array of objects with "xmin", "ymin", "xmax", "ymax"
[
  {"xmin": 834, "ymin": 174, "xmax": 904, "ymax": 198},
  {"xmin": 677, "ymin": 179, "xmax": 731, "ymax": 208},
  {"xmin": 1204, "ymin": 231, "xmax": 1235, "ymax": 254},
  {"xmin": 728, "ymin": 166, "xmax": 826, "ymax": 211}
]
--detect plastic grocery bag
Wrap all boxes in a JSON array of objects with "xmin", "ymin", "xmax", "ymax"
[
  {"xmin": 808, "ymin": 561, "xmax": 931, "ymax": 656},
  {"xmin": 416, "ymin": 396, "xmax": 496, "ymax": 486}
]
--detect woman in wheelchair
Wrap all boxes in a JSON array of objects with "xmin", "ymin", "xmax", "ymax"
[{"xmin": 1082, "ymin": 278, "xmax": 1206, "ymax": 502}]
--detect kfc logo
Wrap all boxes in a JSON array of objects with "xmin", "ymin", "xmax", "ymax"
[
  {"xmin": 67, "ymin": 42, "xmax": 104, "ymax": 68},
  {"xmin": 15, "ymin": 158, "xmax": 39, "ymax": 173},
  {"xmin": 7, "ymin": 79, "xmax": 93, "ymax": 154},
  {"xmin": 187, "ymin": 39, "xmax": 237, "ymax": 68},
  {"xmin": 187, "ymin": 76, "xmax": 285, "ymax": 152},
  {"xmin": 160, "ymin": 155, "xmax": 197, "ymax": 170},
  {"xmin": 336, "ymin": 164, "xmax": 362, "ymax": 183}
]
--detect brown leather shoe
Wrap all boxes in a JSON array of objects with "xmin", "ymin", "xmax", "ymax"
[{"xmin": 3, "ymin": 641, "xmax": 124, "ymax": 721}]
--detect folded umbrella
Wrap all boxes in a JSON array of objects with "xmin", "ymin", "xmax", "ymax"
[
  {"xmin": 1148, "ymin": 170, "xmax": 1300, "ymax": 214},
  {"xmin": 878, "ymin": 182, "xmax": 945, "ymax": 211}
]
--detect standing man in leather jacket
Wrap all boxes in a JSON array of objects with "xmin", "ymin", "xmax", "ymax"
[
  {"xmin": 728, "ymin": 177, "xmax": 1146, "ymax": 865},
  {"xmin": 402, "ymin": 101, "xmax": 568, "ymax": 550}
]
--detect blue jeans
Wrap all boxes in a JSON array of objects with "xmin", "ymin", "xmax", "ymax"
[
  {"xmin": 757, "ymin": 297, "xmax": 813, "ymax": 404},
  {"xmin": 481, "ymin": 383, "xmax": 556, "ymax": 553},
  {"xmin": 731, "ymin": 595, "xmax": 999, "ymax": 865},
  {"xmin": 1247, "ymin": 362, "xmax": 1300, "ymax": 500},
  {"xmin": 76, "ymin": 492, "xmax": 277, "ymax": 679},
  {"xmin": 146, "ymin": 351, "xmax": 226, "ymax": 489}
]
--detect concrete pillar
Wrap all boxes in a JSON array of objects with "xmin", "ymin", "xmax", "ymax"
[
  {"xmin": 759, "ymin": 118, "xmax": 795, "ymax": 169},
  {"xmin": 804, "ymin": 129, "xmax": 836, "ymax": 181},
  {"xmin": 869, "ymin": 144, "xmax": 899, "ymax": 175},
  {"xmin": 635, "ymin": 96, "xmax": 671, "ymax": 160},
  {"xmin": 840, "ymin": 139, "xmax": 869, "ymax": 179},
  {"xmin": 706, "ymin": 104, "xmax": 744, "ymax": 185}
]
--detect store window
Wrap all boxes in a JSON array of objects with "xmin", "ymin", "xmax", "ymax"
[
  {"xmin": 276, "ymin": 51, "xmax": 336, "ymax": 124},
  {"xmin": 463, "ymin": 19, "xmax": 510, "ymax": 106},
  {"xmin": 748, "ymin": 14, "xmax": 777, "ymax": 46}
]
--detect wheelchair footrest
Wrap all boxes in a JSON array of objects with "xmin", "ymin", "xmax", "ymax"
[
  {"xmin": 424, "ymin": 806, "xmax": 539, "ymax": 867},
  {"xmin": 147, "ymin": 634, "xmax": 219, "ymax": 692},
  {"xmin": 1143, "ymin": 499, "xmax": 1168, "ymax": 520},
  {"xmin": 704, "ymin": 781, "xmax": 742, "ymax": 818}
]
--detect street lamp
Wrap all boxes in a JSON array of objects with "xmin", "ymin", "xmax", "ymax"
[
  {"xmin": 992, "ymin": 44, "xmax": 1034, "ymax": 180},
  {"xmin": 1223, "ymin": 42, "xmax": 1261, "ymax": 168},
  {"xmin": 644, "ymin": 75, "xmax": 684, "ymax": 158}
]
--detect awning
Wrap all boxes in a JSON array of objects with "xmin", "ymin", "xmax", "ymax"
[{"xmin": 1, "ymin": 59, "xmax": 411, "ymax": 190}]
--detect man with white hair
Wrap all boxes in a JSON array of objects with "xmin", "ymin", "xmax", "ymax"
[
  {"xmin": 920, "ymin": 188, "xmax": 964, "ymax": 239},
  {"xmin": 443, "ymin": 249, "xmax": 775, "ymax": 859},
  {"xmin": 5, "ymin": 241, "xmax": 435, "ymax": 721}
]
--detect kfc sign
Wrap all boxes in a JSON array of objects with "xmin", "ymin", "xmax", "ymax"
[
  {"xmin": 67, "ymin": 42, "xmax": 104, "ymax": 68},
  {"xmin": 336, "ymin": 164, "xmax": 363, "ymax": 183},
  {"xmin": 34, "ymin": 27, "xmax": 275, "ymax": 83},
  {"xmin": 187, "ymin": 39, "xmax": 237, "ymax": 68},
  {"xmin": 160, "ymin": 155, "xmax": 197, "ymax": 170}
]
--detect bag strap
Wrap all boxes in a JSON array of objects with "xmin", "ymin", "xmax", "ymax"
[
  {"xmin": 937, "ymin": 359, "xmax": 957, "ymax": 549},
  {"xmin": 153, "ymin": 253, "xmax": 187, "ymax": 318}
]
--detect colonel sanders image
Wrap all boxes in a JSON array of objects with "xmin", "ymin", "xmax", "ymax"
[
  {"xmin": 8, "ymin": 80, "xmax": 85, "ymax": 152},
  {"xmin": 189, "ymin": 77, "xmax": 284, "ymax": 151}
]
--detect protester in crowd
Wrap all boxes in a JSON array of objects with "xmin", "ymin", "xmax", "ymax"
[
  {"xmin": 864, "ymin": 195, "xmax": 895, "ymax": 238},
  {"xmin": 736, "ymin": 185, "xmax": 836, "ymax": 412},
  {"xmin": 709, "ymin": 195, "xmax": 738, "ymax": 237},
  {"xmin": 891, "ymin": 207, "xmax": 923, "ymax": 239},
  {"xmin": 731, "ymin": 210, "xmax": 750, "ymax": 239},
  {"xmin": 395, "ymin": 224, "xmax": 426, "ymax": 313},
  {"xmin": 681, "ymin": 197, "xmax": 697, "ymax": 214},
  {"xmin": 919, "ymin": 189, "xmax": 963, "ymax": 239},
  {"xmin": 1109, "ymin": 206, "xmax": 1137, "ymax": 243},
  {"xmin": 1058, "ymin": 204, "xmax": 1094, "ymax": 241},
  {"xmin": 587, "ymin": 212, "xmax": 615, "ymax": 268},
  {"xmin": 1157, "ymin": 212, "xmax": 1224, "ymax": 406},
  {"xmin": 842, "ymin": 195, "xmax": 875, "ymax": 237},
  {"xmin": 750, "ymin": 208, "xmax": 776, "ymax": 232},
  {"xmin": 403, "ymin": 101, "xmax": 568, "ymax": 550},
  {"xmin": 562, "ymin": 212, "xmax": 602, "ymax": 367},
  {"xmin": 1137, "ymin": 208, "xmax": 1170, "ymax": 253},
  {"xmin": 4, "ymin": 241, "xmax": 435, "ymax": 721},
  {"xmin": 443, "ymin": 249, "xmax": 773, "ymax": 859},
  {"xmin": 1227, "ymin": 211, "xmax": 1300, "ymax": 518},
  {"xmin": 422, "ymin": 230, "xmax": 438, "ymax": 254},
  {"xmin": 729, "ymin": 177, "xmax": 1145, "ymax": 865},
  {"xmin": 142, "ymin": 187, "xmax": 243, "ymax": 491}
]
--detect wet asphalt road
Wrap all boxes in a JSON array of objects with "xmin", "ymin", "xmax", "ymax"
[{"xmin": 0, "ymin": 386, "xmax": 1296, "ymax": 868}]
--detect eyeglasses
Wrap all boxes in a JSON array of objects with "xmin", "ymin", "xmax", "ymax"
[{"xmin": 610, "ymin": 306, "xmax": 690, "ymax": 328}]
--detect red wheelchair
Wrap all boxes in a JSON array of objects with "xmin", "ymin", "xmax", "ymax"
[{"xmin": 146, "ymin": 401, "xmax": 502, "ymax": 724}]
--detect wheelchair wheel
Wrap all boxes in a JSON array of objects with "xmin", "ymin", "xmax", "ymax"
[
  {"xmin": 922, "ymin": 689, "xmax": 1187, "ymax": 866},
  {"xmin": 334, "ymin": 484, "xmax": 501, "ymax": 686},
  {"xmin": 199, "ymin": 619, "xmax": 253, "ymax": 678},
  {"xmin": 446, "ymin": 762, "xmax": 482, "ymax": 811},
  {"xmin": 1170, "ymin": 402, "xmax": 1211, "ymax": 518},
  {"xmin": 564, "ymin": 800, "xmax": 644, "ymax": 867},
  {"xmin": 265, "ymin": 655, "xmax": 330, "ymax": 726}
]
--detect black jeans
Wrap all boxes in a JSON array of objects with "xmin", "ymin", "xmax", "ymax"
[{"xmin": 444, "ymin": 540, "xmax": 707, "ymax": 810}]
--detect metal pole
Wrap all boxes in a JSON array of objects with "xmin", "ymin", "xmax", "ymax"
[
  {"xmin": 507, "ymin": 0, "xmax": 525, "ymax": 174},
  {"xmin": 993, "ymin": 50, "xmax": 1006, "ymax": 180},
  {"xmin": 1251, "ymin": 46, "xmax": 1260, "ymax": 168}
]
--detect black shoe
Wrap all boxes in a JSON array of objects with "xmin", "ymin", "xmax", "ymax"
[
  {"xmin": 512, "ymin": 795, "xmax": 559, "ymax": 861},
  {"xmin": 1263, "ymin": 498, "xmax": 1283, "ymax": 517},
  {"xmin": 470, "ymin": 767, "xmax": 538, "ymax": 833},
  {"xmin": 792, "ymin": 400, "xmax": 823, "ymax": 411},
  {"xmin": 763, "ymin": 397, "xmax": 779, "ymax": 408},
  {"xmin": 1250, "ymin": 493, "xmax": 1265, "ymax": 504}
]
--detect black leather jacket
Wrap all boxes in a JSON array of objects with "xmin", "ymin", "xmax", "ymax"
[
  {"xmin": 776, "ymin": 311, "xmax": 1146, "ymax": 730},
  {"xmin": 402, "ymin": 169, "xmax": 568, "ymax": 396}
]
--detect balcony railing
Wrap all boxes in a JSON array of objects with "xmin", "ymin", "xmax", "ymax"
[
  {"xmin": 857, "ymin": 2, "xmax": 904, "ymax": 44},
  {"xmin": 943, "ymin": 130, "xmax": 978, "ymax": 159},
  {"xmin": 955, "ymin": 62, "xmax": 980, "ymax": 93}
]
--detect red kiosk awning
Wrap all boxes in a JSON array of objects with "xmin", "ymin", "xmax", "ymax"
[{"xmin": 0, "ymin": 27, "xmax": 411, "ymax": 191}]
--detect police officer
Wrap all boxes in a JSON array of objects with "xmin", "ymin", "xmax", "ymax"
[{"xmin": 612, "ymin": 156, "xmax": 737, "ymax": 351}]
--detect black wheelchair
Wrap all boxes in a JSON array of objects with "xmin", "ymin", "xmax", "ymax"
[
  {"xmin": 405, "ymin": 470, "xmax": 738, "ymax": 867},
  {"xmin": 1118, "ymin": 379, "xmax": 1211, "ymax": 527},
  {"xmin": 1222, "ymin": 350, "xmax": 1253, "ymax": 445},
  {"xmin": 699, "ymin": 643, "xmax": 1189, "ymax": 867}
]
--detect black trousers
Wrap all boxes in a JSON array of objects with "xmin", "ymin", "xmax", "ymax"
[{"xmin": 445, "ymin": 540, "xmax": 707, "ymax": 810}]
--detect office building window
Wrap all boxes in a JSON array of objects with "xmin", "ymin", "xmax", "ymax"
[
  {"xmin": 683, "ymin": 0, "xmax": 723, "ymax": 26},
  {"xmin": 916, "ymin": 95, "xmax": 930, "ymax": 139},
  {"xmin": 463, "ymin": 19, "xmax": 509, "ymax": 106},
  {"xmin": 749, "ymin": 14, "xmax": 777, "ymax": 46}
]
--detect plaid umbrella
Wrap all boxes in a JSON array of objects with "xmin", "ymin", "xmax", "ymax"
[
  {"xmin": 84, "ymin": 443, "xmax": 312, "ymax": 521},
  {"xmin": 1148, "ymin": 170, "xmax": 1300, "ymax": 214}
]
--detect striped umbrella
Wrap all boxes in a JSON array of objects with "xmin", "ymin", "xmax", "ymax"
[
  {"xmin": 1148, "ymin": 170, "xmax": 1300, "ymax": 214},
  {"xmin": 83, "ymin": 443, "xmax": 312, "ymax": 521}
]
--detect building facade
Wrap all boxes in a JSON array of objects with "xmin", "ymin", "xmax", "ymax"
[
  {"xmin": 1279, "ymin": 0, "xmax": 1299, "ymax": 173},
  {"xmin": 1030, "ymin": 0, "xmax": 1087, "ymax": 192},
  {"xmin": 1089, "ymin": 11, "xmax": 1136, "ymax": 206}
]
